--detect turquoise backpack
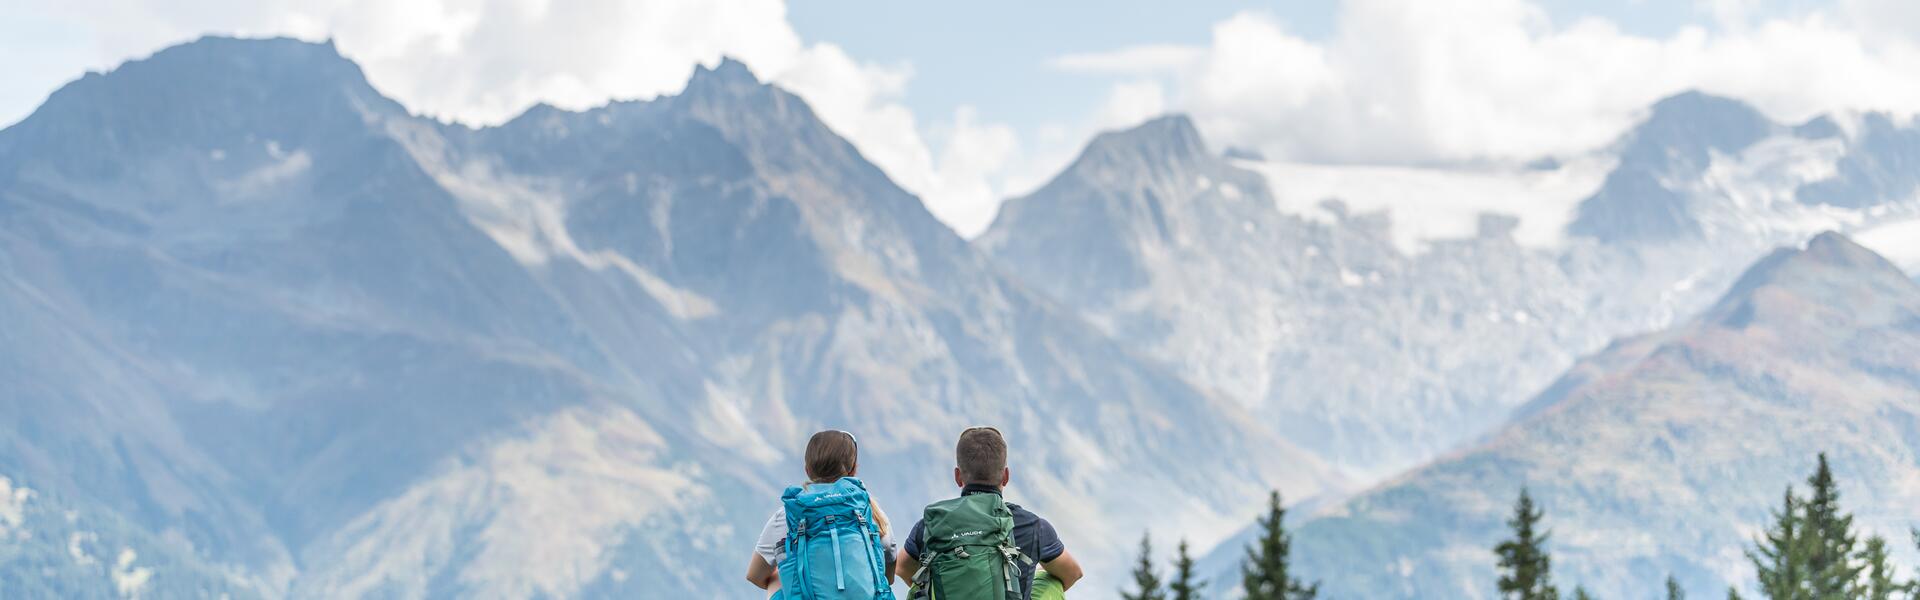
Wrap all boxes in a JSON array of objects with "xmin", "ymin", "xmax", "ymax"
[{"xmin": 778, "ymin": 478, "xmax": 895, "ymax": 600}]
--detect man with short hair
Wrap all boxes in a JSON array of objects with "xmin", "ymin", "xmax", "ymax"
[{"xmin": 897, "ymin": 426, "xmax": 1084, "ymax": 599}]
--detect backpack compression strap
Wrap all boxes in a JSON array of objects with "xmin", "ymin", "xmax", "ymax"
[
  {"xmin": 793, "ymin": 518, "xmax": 813, "ymax": 599},
  {"xmin": 910, "ymin": 550, "xmax": 936, "ymax": 591},
  {"xmin": 858, "ymin": 511, "xmax": 884, "ymax": 597},
  {"xmin": 998, "ymin": 544, "xmax": 1032, "ymax": 594}
]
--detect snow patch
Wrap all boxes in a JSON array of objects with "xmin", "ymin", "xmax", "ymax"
[
  {"xmin": 694, "ymin": 382, "xmax": 784, "ymax": 465},
  {"xmin": 69, "ymin": 531, "xmax": 98, "ymax": 566},
  {"xmin": 112, "ymin": 548, "xmax": 153, "ymax": 598},
  {"xmin": 387, "ymin": 119, "xmax": 718, "ymax": 319},
  {"xmin": 1240, "ymin": 155, "xmax": 1611, "ymax": 253},
  {"xmin": 0, "ymin": 476, "xmax": 32, "ymax": 538},
  {"xmin": 216, "ymin": 149, "xmax": 311, "ymax": 198},
  {"xmin": 1339, "ymin": 268, "xmax": 1366, "ymax": 287},
  {"xmin": 1689, "ymin": 134, "xmax": 1856, "ymax": 240}
]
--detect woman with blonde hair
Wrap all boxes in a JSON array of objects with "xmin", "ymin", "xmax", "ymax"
[{"xmin": 745, "ymin": 430, "xmax": 897, "ymax": 599}]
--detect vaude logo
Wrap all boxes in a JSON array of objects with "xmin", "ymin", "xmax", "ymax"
[{"xmin": 947, "ymin": 530, "xmax": 988, "ymax": 540}]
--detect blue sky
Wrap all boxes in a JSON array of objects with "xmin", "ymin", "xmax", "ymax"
[
  {"xmin": 785, "ymin": 0, "xmax": 1714, "ymax": 145},
  {"xmin": 3, "ymin": 0, "xmax": 1915, "ymax": 236}
]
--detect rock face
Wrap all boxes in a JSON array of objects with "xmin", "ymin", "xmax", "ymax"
[
  {"xmin": 980, "ymin": 91, "xmax": 1920, "ymax": 481},
  {"xmin": 1219, "ymin": 233, "xmax": 1920, "ymax": 599},
  {"xmin": 0, "ymin": 37, "xmax": 1343, "ymax": 598},
  {"xmin": 1568, "ymin": 91, "xmax": 1776, "ymax": 242}
]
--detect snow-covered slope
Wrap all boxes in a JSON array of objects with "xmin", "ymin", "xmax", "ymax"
[
  {"xmin": 980, "ymin": 116, "xmax": 1659, "ymax": 476},
  {"xmin": 979, "ymin": 92, "xmax": 1920, "ymax": 481},
  {"xmin": 0, "ymin": 37, "xmax": 1345, "ymax": 599},
  {"xmin": 1239, "ymin": 233, "xmax": 1920, "ymax": 599}
]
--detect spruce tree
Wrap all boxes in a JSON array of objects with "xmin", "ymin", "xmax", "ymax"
[
  {"xmin": 1800, "ymin": 454, "xmax": 1860, "ymax": 597},
  {"xmin": 1726, "ymin": 588, "xmax": 1744, "ymax": 600},
  {"xmin": 1170, "ymin": 538, "xmax": 1204, "ymax": 600},
  {"xmin": 1855, "ymin": 535, "xmax": 1901, "ymax": 600},
  {"xmin": 1242, "ymin": 490, "xmax": 1318, "ymax": 600},
  {"xmin": 1748, "ymin": 487, "xmax": 1810, "ymax": 600},
  {"xmin": 1124, "ymin": 532, "xmax": 1167, "ymax": 600},
  {"xmin": 1570, "ymin": 586, "xmax": 1593, "ymax": 600},
  {"xmin": 1495, "ymin": 487, "xmax": 1559, "ymax": 600},
  {"xmin": 1666, "ymin": 574, "xmax": 1685, "ymax": 600}
]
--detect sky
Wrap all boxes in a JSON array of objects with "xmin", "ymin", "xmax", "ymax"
[{"xmin": 3, "ymin": 0, "xmax": 1919, "ymax": 237}]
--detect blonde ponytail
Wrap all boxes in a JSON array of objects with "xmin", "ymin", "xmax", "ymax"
[{"xmin": 871, "ymin": 500, "xmax": 892, "ymax": 541}]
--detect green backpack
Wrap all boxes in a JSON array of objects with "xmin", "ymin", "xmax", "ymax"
[{"xmin": 912, "ymin": 494, "xmax": 1033, "ymax": 600}]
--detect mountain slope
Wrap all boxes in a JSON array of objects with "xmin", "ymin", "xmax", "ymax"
[
  {"xmin": 0, "ymin": 37, "xmax": 1343, "ymax": 599},
  {"xmin": 978, "ymin": 94, "xmax": 1920, "ymax": 481},
  {"xmin": 979, "ymin": 115, "xmax": 1687, "ymax": 475},
  {"xmin": 1244, "ymin": 233, "xmax": 1920, "ymax": 599}
]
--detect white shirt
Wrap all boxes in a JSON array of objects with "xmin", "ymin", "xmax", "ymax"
[{"xmin": 755, "ymin": 501, "xmax": 896, "ymax": 565}]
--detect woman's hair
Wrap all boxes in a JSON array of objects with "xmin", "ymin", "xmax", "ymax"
[
  {"xmin": 804, "ymin": 430, "xmax": 859, "ymax": 483},
  {"xmin": 803, "ymin": 430, "xmax": 888, "ymax": 538}
]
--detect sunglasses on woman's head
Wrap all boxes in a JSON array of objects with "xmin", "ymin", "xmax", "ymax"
[{"xmin": 830, "ymin": 429, "xmax": 857, "ymax": 450}]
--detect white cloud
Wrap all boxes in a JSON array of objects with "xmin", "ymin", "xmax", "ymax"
[
  {"xmin": 1095, "ymin": 80, "xmax": 1170, "ymax": 130},
  {"xmin": 922, "ymin": 107, "xmax": 1020, "ymax": 236},
  {"xmin": 1059, "ymin": 0, "xmax": 1920, "ymax": 166},
  {"xmin": 1, "ymin": 0, "xmax": 1023, "ymax": 239}
]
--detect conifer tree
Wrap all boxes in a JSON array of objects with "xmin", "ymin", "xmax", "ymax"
[
  {"xmin": 1495, "ymin": 487, "xmax": 1559, "ymax": 600},
  {"xmin": 1855, "ymin": 535, "xmax": 1902, "ymax": 600},
  {"xmin": 1726, "ymin": 588, "xmax": 1744, "ymax": 600},
  {"xmin": 1800, "ymin": 454, "xmax": 1860, "ymax": 597},
  {"xmin": 1749, "ymin": 487, "xmax": 1811, "ymax": 600},
  {"xmin": 1243, "ymin": 491, "xmax": 1318, "ymax": 600},
  {"xmin": 1170, "ymin": 538, "xmax": 1204, "ymax": 600},
  {"xmin": 1666, "ymin": 574, "xmax": 1685, "ymax": 600},
  {"xmin": 1570, "ymin": 586, "xmax": 1593, "ymax": 600},
  {"xmin": 1124, "ymin": 532, "xmax": 1167, "ymax": 600}
]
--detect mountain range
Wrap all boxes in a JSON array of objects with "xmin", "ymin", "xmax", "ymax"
[
  {"xmin": 0, "ymin": 37, "xmax": 1338, "ymax": 598},
  {"xmin": 983, "ymin": 89, "xmax": 1920, "ymax": 480},
  {"xmin": 3, "ymin": 34, "xmax": 1920, "ymax": 600},
  {"xmin": 1228, "ymin": 232, "xmax": 1920, "ymax": 598}
]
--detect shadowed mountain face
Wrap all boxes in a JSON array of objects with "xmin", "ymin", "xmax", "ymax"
[
  {"xmin": 0, "ymin": 38, "xmax": 1341, "ymax": 598},
  {"xmin": 1568, "ymin": 92, "xmax": 1920, "ymax": 245},
  {"xmin": 1568, "ymin": 92, "xmax": 1775, "ymax": 242},
  {"xmin": 1244, "ymin": 233, "xmax": 1920, "ymax": 599}
]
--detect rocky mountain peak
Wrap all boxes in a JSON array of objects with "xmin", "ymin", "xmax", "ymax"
[
  {"xmin": 1073, "ymin": 114, "xmax": 1212, "ymax": 175},
  {"xmin": 1705, "ymin": 231, "xmax": 1920, "ymax": 330}
]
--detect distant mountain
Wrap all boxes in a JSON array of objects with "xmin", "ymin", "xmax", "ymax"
[
  {"xmin": 1569, "ymin": 92, "xmax": 1920, "ymax": 244},
  {"xmin": 979, "ymin": 115, "xmax": 1694, "ymax": 476},
  {"xmin": 1568, "ymin": 91, "xmax": 1775, "ymax": 242},
  {"xmin": 0, "ymin": 37, "xmax": 1342, "ymax": 598},
  {"xmin": 979, "ymin": 93, "xmax": 1920, "ymax": 480},
  {"xmin": 1217, "ymin": 233, "xmax": 1920, "ymax": 598}
]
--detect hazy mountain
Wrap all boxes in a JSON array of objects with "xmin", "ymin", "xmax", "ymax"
[
  {"xmin": 979, "ymin": 115, "xmax": 1686, "ymax": 476},
  {"xmin": 1571, "ymin": 92, "xmax": 1920, "ymax": 246},
  {"xmin": 1567, "ymin": 91, "xmax": 1775, "ymax": 242},
  {"xmin": 0, "ymin": 37, "xmax": 1342, "ymax": 598},
  {"xmin": 979, "ymin": 93, "xmax": 1920, "ymax": 481},
  {"xmin": 1209, "ymin": 233, "xmax": 1920, "ymax": 598}
]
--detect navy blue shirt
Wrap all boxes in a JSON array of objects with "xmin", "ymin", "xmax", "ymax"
[{"xmin": 903, "ymin": 484, "xmax": 1065, "ymax": 599}]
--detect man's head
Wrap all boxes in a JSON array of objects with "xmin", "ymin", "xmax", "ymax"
[{"xmin": 953, "ymin": 426, "xmax": 1010, "ymax": 488}]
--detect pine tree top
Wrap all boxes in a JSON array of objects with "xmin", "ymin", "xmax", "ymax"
[{"xmin": 1125, "ymin": 532, "xmax": 1167, "ymax": 600}]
